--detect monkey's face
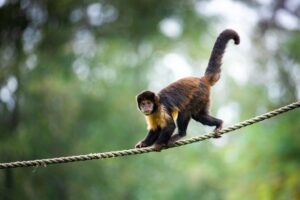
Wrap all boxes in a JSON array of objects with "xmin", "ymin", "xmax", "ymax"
[
  {"xmin": 139, "ymin": 100, "xmax": 154, "ymax": 115},
  {"xmin": 136, "ymin": 90, "xmax": 158, "ymax": 115}
]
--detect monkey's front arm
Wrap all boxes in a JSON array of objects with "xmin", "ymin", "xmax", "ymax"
[
  {"xmin": 135, "ymin": 129, "xmax": 159, "ymax": 148},
  {"xmin": 135, "ymin": 120, "xmax": 176, "ymax": 151},
  {"xmin": 152, "ymin": 120, "xmax": 176, "ymax": 151}
]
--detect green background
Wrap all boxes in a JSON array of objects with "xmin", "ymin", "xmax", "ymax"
[{"xmin": 0, "ymin": 0, "xmax": 300, "ymax": 199}]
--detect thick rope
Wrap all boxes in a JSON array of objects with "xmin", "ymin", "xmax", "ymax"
[{"xmin": 0, "ymin": 101, "xmax": 299, "ymax": 169}]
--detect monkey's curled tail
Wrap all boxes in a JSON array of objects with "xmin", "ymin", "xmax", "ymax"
[{"xmin": 204, "ymin": 29, "xmax": 240, "ymax": 86}]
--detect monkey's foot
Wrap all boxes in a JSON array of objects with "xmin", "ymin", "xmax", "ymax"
[
  {"xmin": 153, "ymin": 143, "xmax": 165, "ymax": 152},
  {"xmin": 213, "ymin": 127, "xmax": 222, "ymax": 138},
  {"xmin": 212, "ymin": 133, "xmax": 222, "ymax": 138},
  {"xmin": 135, "ymin": 140, "xmax": 147, "ymax": 148},
  {"xmin": 212, "ymin": 120, "xmax": 223, "ymax": 138}
]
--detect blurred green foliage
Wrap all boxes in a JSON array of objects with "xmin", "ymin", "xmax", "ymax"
[{"xmin": 0, "ymin": 0, "xmax": 300, "ymax": 199}]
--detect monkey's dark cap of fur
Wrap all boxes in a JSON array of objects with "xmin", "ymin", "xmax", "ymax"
[{"xmin": 136, "ymin": 90, "xmax": 156, "ymax": 103}]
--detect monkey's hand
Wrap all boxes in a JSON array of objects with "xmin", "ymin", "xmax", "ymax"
[
  {"xmin": 167, "ymin": 134, "xmax": 182, "ymax": 147},
  {"xmin": 153, "ymin": 143, "xmax": 165, "ymax": 152},
  {"xmin": 135, "ymin": 140, "xmax": 147, "ymax": 148}
]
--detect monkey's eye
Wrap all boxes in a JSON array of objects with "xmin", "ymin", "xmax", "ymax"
[
  {"xmin": 142, "ymin": 101, "xmax": 152, "ymax": 106},
  {"xmin": 141, "ymin": 101, "xmax": 152, "ymax": 108}
]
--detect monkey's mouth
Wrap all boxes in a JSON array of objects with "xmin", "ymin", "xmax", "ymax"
[
  {"xmin": 142, "ymin": 108, "xmax": 153, "ymax": 115},
  {"xmin": 143, "ymin": 110, "xmax": 152, "ymax": 115}
]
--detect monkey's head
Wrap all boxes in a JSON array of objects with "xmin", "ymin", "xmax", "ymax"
[{"xmin": 136, "ymin": 90, "xmax": 159, "ymax": 115}]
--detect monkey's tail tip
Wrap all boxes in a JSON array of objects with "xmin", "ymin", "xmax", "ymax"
[
  {"xmin": 233, "ymin": 35, "xmax": 240, "ymax": 45},
  {"xmin": 221, "ymin": 29, "xmax": 240, "ymax": 45}
]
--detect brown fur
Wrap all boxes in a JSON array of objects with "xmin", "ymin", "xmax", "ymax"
[
  {"xmin": 145, "ymin": 105, "xmax": 169, "ymax": 130},
  {"xmin": 135, "ymin": 29, "xmax": 240, "ymax": 151},
  {"xmin": 205, "ymin": 29, "xmax": 240, "ymax": 85},
  {"xmin": 157, "ymin": 76, "xmax": 211, "ymax": 118}
]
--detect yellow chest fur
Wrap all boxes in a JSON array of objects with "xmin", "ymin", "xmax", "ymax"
[
  {"xmin": 171, "ymin": 110, "xmax": 178, "ymax": 122},
  {"xmin": 145, "ymin": 107, "xmax": 178, "ymax": 130}
]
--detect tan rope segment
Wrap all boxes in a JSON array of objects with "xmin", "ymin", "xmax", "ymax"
[{"xmin": 1, "ymin": 101, "xmax": 299, "ymax": 169}]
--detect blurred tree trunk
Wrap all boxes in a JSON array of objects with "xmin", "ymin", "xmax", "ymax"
[
  {"xmin": 1, "ymin": 43, "xmax": 22, "ymax": 200},
  {"xmin": 2, "ymin": 169, "xmax": 13, "ymax": 200}
]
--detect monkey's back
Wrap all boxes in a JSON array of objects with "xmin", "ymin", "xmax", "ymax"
[{"xmin": 158, "ymin": 76, "xmax": 211, "ymax": 113}]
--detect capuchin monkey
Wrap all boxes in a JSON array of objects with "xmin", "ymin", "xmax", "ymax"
[{"xmin": 135, "ymin": 29, "xmax": 240, "ymax": 151}]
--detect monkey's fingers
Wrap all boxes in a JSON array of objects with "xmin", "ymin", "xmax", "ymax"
[
  {"xmin": 135, "ymin": 141, "xmax": 145, "ymax": 148},
  {"xmin": 167, "ymin": 139, "xmax": 179, "ymax": 147},
  {"xmin": 167, "ymin": 141, "xmax": 176, "ymax": 147},
  {"xmin": 153, "ymin": 143, "xmax": 164, "ymax": 152},
  {"xmin": 169, "ymin": 134, "xmax": 181, "ymax": 142}
]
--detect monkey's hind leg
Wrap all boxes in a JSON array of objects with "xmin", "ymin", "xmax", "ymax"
[{"xmin": 192, "ymin": 112, "xmax": 223, "ymax": 138}]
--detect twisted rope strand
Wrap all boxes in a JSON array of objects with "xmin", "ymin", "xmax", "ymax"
[{"xmin": 0, "ymin": 101, "xmax": 299, "ymax": 169}]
